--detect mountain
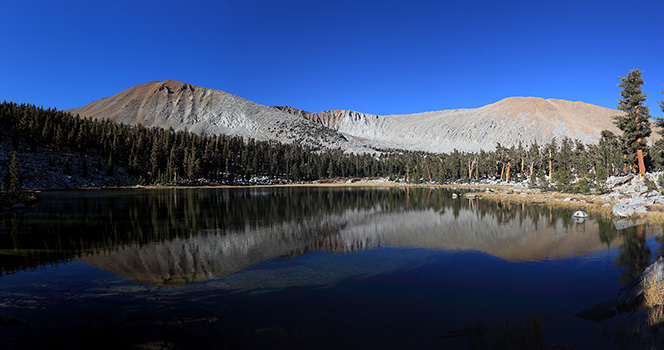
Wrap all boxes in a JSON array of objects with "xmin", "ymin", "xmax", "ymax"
[
  {"xmin": 68, "ymin": 80, "xmax": 623, "ymax": 154},
  {"xmin": 280, "ymin": 97, "xmax": 623, "ymax": 153},
  {"xmin": 66, "ymin": 80, "xmax": 372, "ymax": 153}
]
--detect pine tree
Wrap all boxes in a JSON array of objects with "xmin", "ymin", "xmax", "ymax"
[
  {"xmin": 4, "ymin": 152, "xmax": 21, "ymax": 193},
  {"xmin": 652, "ymin": 82, "xmax": 664, "ymax": 170},
  {"xmin": 613, "ymin": 69, "xmax": 651, "ymax": 179}
]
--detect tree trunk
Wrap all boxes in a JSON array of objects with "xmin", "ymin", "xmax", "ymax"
[
  {"xmin": 475, "ymin": 158, "xmax": 479, "ymax": 181},
  {"xmin": 637, "ymin": 139, "xmax": 645, "ymax": 179},
  {"xmin": 548, "ymin": 150, "xmax": 553, "ymax": 179},
  {"xmin": 529, "ymin": 162, "xmax": 534, "ymax": 179},
  {"xmin": 506, "ymin": 161, "xmax": 511, "ymax": 182},
  {"xmin": 500, "ymin": 163, "xmax": 505, "ymax": 182}
]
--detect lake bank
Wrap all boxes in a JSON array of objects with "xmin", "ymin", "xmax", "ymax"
[{"xmin": 9, "ymin": 176, "xmax": 664, "ymax": 229}]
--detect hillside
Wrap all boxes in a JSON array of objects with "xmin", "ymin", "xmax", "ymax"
[
  {"xmin": 69, "ymin": 80, "xmax": 624, "ymax": 154},
  {"xmin": 66, "ymin": 80, "xmax": 372, "ymax": 153},
  {"xmin": 282, "ymin": 97, "xmax": 624, "ymax": 153}
]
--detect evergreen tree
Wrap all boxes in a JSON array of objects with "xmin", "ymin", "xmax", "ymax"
[
  {"xmin": 652, "ymin": 83, "xmax": 664, "ymax": 170},
  {"xmin": 613, "ymin": 69, "xmax": 651, "ymax": 178},
  {"xmin": 4, "ymin": 151, "xmax": 22, "ymax": 193}
]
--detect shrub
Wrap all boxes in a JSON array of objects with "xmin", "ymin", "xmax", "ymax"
[
  {"xmin": 552, "ymin": 168, "xmax": 574, "ymax": 192},
  {"xmin": 646, "ymin": 176, "xmax": 659, "ymax": 192}
]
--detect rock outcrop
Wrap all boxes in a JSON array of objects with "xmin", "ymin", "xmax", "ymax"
[{"xmin": 273, "ymin": 106, "xmax": 348, "ymax": 128}]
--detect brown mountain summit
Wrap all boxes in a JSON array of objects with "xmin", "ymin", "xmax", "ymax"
[
  {"xmin": 66, "ymin": 80, "xmax": 371, "ymax": 152},
  {"xmin": 68, "ymin": 80, "xmax": 623, "ymax": 153}
]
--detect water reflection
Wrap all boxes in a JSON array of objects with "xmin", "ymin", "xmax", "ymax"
[
  {"xmin": 0, "ymin": 187, "xmax": 658, "ymax": 285},
  {"xmin": 615, "ymin": 224, "xmax": 652, "ymax": 285}
]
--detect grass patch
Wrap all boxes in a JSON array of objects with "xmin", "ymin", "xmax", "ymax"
[{"xmin": 644, "ymin": 271, "xmax": 664, "ymax": 326}]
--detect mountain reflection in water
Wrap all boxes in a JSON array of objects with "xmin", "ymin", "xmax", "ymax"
[
  {"xmin": 3, "ymin": 187, "xmax": 664, "ymax": 349},
  {"xmin": 1, "ymin": 187, "xmax": 654, "ymax": 285}
]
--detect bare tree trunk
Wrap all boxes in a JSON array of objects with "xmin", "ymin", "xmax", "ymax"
[
  {"xmin": 475, "ymin": 158, "xmax": 479, "ymax": 181},
  {"xmin": 468, "ymin": 159, "xmax": 472, "ymax": 180},
  {"xmin": 548, "ymin": 150, "xmax": 553, "ymax": 179},
  {"xmin": 506, "ymin": 161, "xmax": 511, "ymax": 182},
  {"xmin": 529, "ymin": 162, "xmax": 534, "ymax": 178},
  {"xmin": 637, "ymin": 140, "xmax": 646, "ymax": 179},
  {"xmin": 500, "ymin": 163, "xmax": 505, "ymax": 182}
]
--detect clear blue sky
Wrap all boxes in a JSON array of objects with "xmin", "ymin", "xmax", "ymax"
[{"xmin": 2, "ymin": 0, "xmax": 664, "ymax": 117}]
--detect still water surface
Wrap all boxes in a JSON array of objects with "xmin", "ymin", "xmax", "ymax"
[{"xmin": 0, "ymin": 187, "xmax": 662, "ymax": 349}]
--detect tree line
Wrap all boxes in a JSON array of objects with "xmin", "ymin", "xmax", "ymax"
[{"xmin": 2, "ymin": 69, "xmax": 663, "ymax": 192}]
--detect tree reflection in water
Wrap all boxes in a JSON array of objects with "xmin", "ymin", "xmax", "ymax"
[
  {"xmin": 2, "ymin": 187, "xmax": 656, "ymax": 283},
  {"xmin": 3, "ymin": 187, "xmax": 664, "ymax": 349}
]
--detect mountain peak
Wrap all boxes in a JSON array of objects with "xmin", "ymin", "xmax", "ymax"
[{"xmin": 67, "ymin": 81, "xmax": 624, "ymax": 153}]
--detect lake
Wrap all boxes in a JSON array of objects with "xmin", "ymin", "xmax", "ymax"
[{"xmin": 0, "ymin": 187, "xmax": 662, "ymax": 349}]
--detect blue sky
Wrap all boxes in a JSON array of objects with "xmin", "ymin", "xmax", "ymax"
[{"xmin": 2, "ymin": 0, "xmax": 664, "ymax": 117}]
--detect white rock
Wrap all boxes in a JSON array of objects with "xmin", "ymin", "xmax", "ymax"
[
  {"xmin": 573, "ymin": 210, "xmax": 589, "ymax": 218},
  {"xmin": 629, "ymin": 197, "xmax": 656, "ymax": 206},
  {"xmin": 612, "ymin": 203, "xmax": 647, "ymax": 218}
]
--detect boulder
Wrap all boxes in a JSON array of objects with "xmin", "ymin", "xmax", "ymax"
[
  {"xmin": 641, "ymin": 190, "xmax": 661, "ymax": 197},
  {"xmin": 629, "ymin": 197, "xmax": 656, "ymax": 206},
  {"xmin": 608, "ymin": 175, "xmax": 634, "ymax": 188},
  {"xmin": 573, "ymin": 211, "xmax": 589, "ymax": 218}
]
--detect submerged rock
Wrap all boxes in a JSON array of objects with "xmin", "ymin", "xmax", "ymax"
[
  {"xmin": 613, "ymin": 218, "xmax": 644, "ymax": 231},
  {"xmin": 575, "ymin": 301, "xmax": 616, "ymax": 323}
]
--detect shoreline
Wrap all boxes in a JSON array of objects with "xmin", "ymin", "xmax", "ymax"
[{"xmin": 9, "ymin": 181, "xmax": 664, "ymax": 227}]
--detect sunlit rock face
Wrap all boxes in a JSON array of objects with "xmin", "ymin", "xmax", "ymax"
[
  {"xmin": 330, "ymin": 97, "xmax": 622, "ymax": 153},
  {"xmin": 81, "ymin": 199, "xmax": 651, "ymax": 286},
  {"xmin": 66, "ymin": 80, "xmax": 372, "ymax": 153},
  {"xmin": 278, "ymin": 97, "xmax": 623, "ymax": 153},
  {"xmin": 68, "ymin": 81, "xmax": 624, "ymax": 154}
]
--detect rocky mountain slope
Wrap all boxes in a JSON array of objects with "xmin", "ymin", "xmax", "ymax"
[
  {"xmin": 69, "ymin": 80, "xmax": 624, "ymax": 154},
  {"xmin": 282, "ymin": 97, "xmax": 623, "ymax": 153},
  {"xmin": 66, "ymin": 80, "xmax": 372, "ymax": 153}
]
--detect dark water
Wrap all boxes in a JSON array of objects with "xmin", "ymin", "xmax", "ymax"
[{"xmin": 0, "ymin": 187, "xmax": 662, "ymax": 349}]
